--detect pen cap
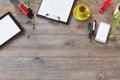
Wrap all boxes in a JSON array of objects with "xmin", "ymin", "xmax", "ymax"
[{"xmin": 93, "ymin": 20, "xmax": 96, "ymax": 30}]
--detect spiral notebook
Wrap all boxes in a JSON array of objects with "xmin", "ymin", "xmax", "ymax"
[
  {"xmin": 37, "ymin": 0, "xmax": 74, "ymax": 23},
  {"xmin": 0, "ymin": 12, "xmax": 23, "ymax": 47}
]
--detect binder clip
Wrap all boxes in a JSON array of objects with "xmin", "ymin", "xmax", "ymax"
[{"xmin": 46, "ymin": 13, "xmax": 60, "ymax": 21}]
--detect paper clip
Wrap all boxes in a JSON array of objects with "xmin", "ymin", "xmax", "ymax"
[{"xmin": 99, "ymin": 0, "xmax": 112, "ymax": 13}]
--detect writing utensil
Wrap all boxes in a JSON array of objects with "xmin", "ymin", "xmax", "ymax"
[
  {"xmin": 99, "ymin": 0, "xmax": 112, "ymax": 12},
  {"xmin": 21, "ymin": 2, "xmax": 33, "ymax": 13},
  {"xmin": 9, "ymin": 0, "xmax": 34, "ymax": 19},
  {"xmin": 17, "ymin": 2, "xmax": 28, "ymax": 15},
  {"xmin": 17, "ymin": 1, "xmax": 33, "ymax": 19},
  {"xmin": 20, "ymin": 1, "xmax": 34, "ymax": 17},
  {"xmin": 88, "ymin": 23, "xmax": 92, "ymax": 42},
  {"xmin": 91, "ymin": 20, "xmax": 97, "ymax": 38},
  {"xmin": 17, "ymin": 1, "xmax": 34, "ymax": 19}
]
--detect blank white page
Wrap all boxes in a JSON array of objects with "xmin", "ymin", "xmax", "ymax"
[
  {"xmin": 95, "ymin": 22, "xmax": 111, "ymax": 43},
  {"xmin": 37, "ymin": 0, "xmax": 74, "ymax": 23},
  {"xmin": 0, "ymin": 15, "xmax": 21, "ymax": 46}
]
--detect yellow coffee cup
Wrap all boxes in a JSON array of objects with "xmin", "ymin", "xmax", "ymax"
[{"xmin": 73, "ymin": 4, "xmax": 91, "ymax": 21}]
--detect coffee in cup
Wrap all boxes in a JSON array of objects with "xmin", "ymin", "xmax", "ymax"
[{"xmin": 77, "ymin": 4, "xmax": 90, "ymax": 19}]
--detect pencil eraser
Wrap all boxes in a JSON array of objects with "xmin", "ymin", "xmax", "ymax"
[{"xmin": 95, "ymin": 22, "xmax": 111, "ymax": 43}]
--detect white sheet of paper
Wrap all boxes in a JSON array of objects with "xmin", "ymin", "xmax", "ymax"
[
  {"xmin": 95, "ymin": 22, "xmax": 111, "ymax": 43},
  {"xmin": 37, "ymin": 0, "xmax": 74, "ymax": 23},
  {"xmin": 0, "ymin": 15, "xmax": 21, "ymax": 46}
]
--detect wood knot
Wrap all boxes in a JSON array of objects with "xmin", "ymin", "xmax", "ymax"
[
  {"xmin": 34, "ymin": 57, "xmax": 45, "ymax": 64},
  {"xmin": 96, "ymin": 74, "xmax": 103, "ymax": 80}
]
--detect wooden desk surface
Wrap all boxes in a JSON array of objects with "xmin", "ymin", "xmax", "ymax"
[{"xmin": 0, "ymin": 0, "xmax": 120, "ymax": 80}]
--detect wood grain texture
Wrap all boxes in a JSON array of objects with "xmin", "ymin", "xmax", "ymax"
[{"xmin": 0, "ymin": 0, "xmax": 120, "ymax": 80}]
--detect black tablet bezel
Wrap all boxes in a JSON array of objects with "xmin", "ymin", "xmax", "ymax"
[{"xmin": 0, "ymin": 12, "xmax": 24, "ymax": 47}]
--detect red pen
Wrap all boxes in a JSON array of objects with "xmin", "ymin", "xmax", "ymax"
[{"xmin": 99, "ymin": 0, "xmax": 112, "ymax": 12}]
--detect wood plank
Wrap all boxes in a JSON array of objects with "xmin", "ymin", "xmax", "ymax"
[
  {"xmin": 0, "ymin": 57, "xmax": 120, "ymax": 80},
  {"xmin": 0, "ymin": 35, "xmax": 120, "ymax": 57}
]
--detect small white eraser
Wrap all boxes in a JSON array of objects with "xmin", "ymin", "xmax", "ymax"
[{"xmin": 95, "ymin": 22, "xmax": 111, "ymax": 43}]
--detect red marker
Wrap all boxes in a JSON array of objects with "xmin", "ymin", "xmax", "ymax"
[
  {"xmin": 10, "ymin": 0, "xmax": 34, "ymax": 19},
  {"xmin": 16, "ymin": 1, "xmax": 32, "ymax": 18},
  {"xmin": 99, "ymin": 0, "xmax": 112, "ymax": 12},
  {"xmin": 17, "ymin": 2, "xmax": 28, "ymax": 15}
]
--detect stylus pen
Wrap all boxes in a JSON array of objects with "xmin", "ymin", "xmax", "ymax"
[{"xmin": 99, "ymin": 0, "xmax": 112, "ymax": 12}]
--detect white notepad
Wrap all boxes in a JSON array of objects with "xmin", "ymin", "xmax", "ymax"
[
  {"xmin": 0, "ymin": 12, "xmax": 23, "ymax": 47},
  {"xmin": 95, "ymin": 22, "xmax": 111, "ymax": 43},
  {"xmin": 37, "ymin": 0, "xmax": 74, "ymax": 23}
]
